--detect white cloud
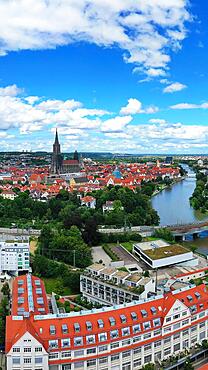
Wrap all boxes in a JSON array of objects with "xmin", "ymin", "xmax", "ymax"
[
  {"xmin": 0, "ymin": 0, "xmax": 191, "ymax": 77},
  {"xmin": 101, "ymin": 116, "xmax": 133, "ymax": 132},
  {"xmin": 120, "ymin": 98, "xmax": 159, "ymax": 115},
  {"xmin": 0, "ymin": 84, "xmax": 22, "ymax": 96},
  {"xmin": 120, "ymin": 98, "xmax": 142, "ymax": 115},
  {"xmin": 170, "ymin": 102, "xmax": 208, "ymax": 109},
  {"xmin": 149, "ymin": 119, "xmax": 166, "ymax": 125},
  {"xmin": 163, "ymin": 82, "xmax": 187, "ymax": 93}
]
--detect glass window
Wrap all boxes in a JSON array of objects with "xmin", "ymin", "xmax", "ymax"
[{"xmin": 74, "ymin": 337, "xmax": 83, "ymax": 346}]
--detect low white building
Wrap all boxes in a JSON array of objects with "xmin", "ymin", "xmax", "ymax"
[
  {"xmin": 133, "ymin": 240, "xmax": 196, "ymax": 269},
  {"xmin": 0, "ymin": 240, "xmax": 30, "ymax": 275}
]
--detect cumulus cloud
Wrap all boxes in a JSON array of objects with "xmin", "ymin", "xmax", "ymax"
[
  {"xmin": 101, "ymin": 116, "xmax": 133, "ymax": 133},
  {"xmin": 170, "ymin": 102, "xmax": 208, "ymax": 109},
  {"xmin": 120, "ymin": 98, "xmax": 159, "ymax": 115},
  {"xmin": 0, "ymin": 83, "xmax": 207, "ymax": 154},
  {"xmin": 0, "ymin": 84, "xmax": 23, "ymax": 96},
  {"xmin": 163, "ymin": 82, "xmax": 187, "ymax": 93},
  {"xmin": 0, "ymin": 0, "xmax": 191, "ymax": 77}
]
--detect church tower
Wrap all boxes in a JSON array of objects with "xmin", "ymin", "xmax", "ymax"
[{"xmin": 51, "ymin": 129, "xmax": 63, "ymax": 174}]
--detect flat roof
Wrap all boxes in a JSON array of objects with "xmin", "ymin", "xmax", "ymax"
[
  {"xmin": 144, "ymin": 244, "xmax": 190, "ymax": 260},
  {"xmin": 135, "ymin": 239, "xmax": 169, "ymax": 251},
  {"xmin": 88, "ymin": 263, "xmax": 104, "ymax": 271}
]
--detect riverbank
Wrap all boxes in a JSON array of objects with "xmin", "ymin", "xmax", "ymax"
[{"xmin": 152, "ymin": 176, "xmax": 185, "ymax": 197}]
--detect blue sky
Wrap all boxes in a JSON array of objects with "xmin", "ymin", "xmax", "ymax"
[{"xmin": 0, "ymin": 0, "xmax": 207, "ymax": 154}]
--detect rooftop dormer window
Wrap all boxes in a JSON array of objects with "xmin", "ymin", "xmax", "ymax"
[
  {"xmin": 62, "ymin": 324, "xmax": 68, "ymax": 334},
  {"xmin": 131, "ymin": 312, "xmax": 137, "ymax": 321},
  {"xmin": 109, "ymin": 317, "xmax": 116, "ymax": 326},
  {"xmin": 74, "ymin": 323, "xmax": 80, "ymax": 333},
  {"xmin": 141, "ymin": 309, "xmax": 147, "ymax": 318},
  {"xmin": 50, "ymin": 325, "xmax": 56, "ymax": 335},
  {"xmin": 86, "ymin": 321, "xmax": 92, "ymax": 331},
  {"xmin": 97, "ymin": 319, "xmax": 104, "ymax": 328},
  {"xmin": 120, "ymin": 314, "xmax": 126, "ymax": 323}
]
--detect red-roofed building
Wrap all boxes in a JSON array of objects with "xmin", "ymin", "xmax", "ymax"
[
  {"xmin": 81, "ymin": 196, "xmax": 96, "ymax": 209},
  {"xmin": 6, "ymin": 275, "xmax": 208, "ymax": 369}
]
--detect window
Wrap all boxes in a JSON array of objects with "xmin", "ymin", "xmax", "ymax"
[
  {"xmin": 134, "ymin": 347, "xmax": 141, "ymax": 354},
  {"xmin": 50, "ymin": 325, "xmax": 56, "ymax": 335},
  {"xmin": 144, "ymin": 344, "xmax": 152, "ymax": 351},
  {"xmin": 49, "ymin": 340, "xmax": 58, "ymax": 348},
  {"xmin": 35, "ymin": 347, "xmax": 42, "ymax": 352},
  {"xmin": 61, "ymin": 351, "xmax": 71, "ymax": 358},
  {"xmin": 131, "ymin": 312, "xmax": 137, "ymax": 321},
  {"xmin": 74, "ymin": 362, "xmax": 84, "ymax": 368},
  {"xmin": 151, "ymin": 306, "xmax": 157, "ymax": 315},
  {"xmin": 110, "ymin": 330, "xmax": 119, "ymax": 339},
  {"xmin": 133, "ymin": 336, "xmax": 141, "ymax": 343},
  {"xmin": 122, "ymin": 339, "xmax": 131, "ymax": 346},
  {"xmin": 182, "ymin": 319, "xmax": 189, "ymax": 326},
  {"xmin": 99, "ymin": 357, "xmax": 108, "ymax": 364},
  {"xmin": 74, "ymin": 337, "xmax": 83, "ymax": 346},
  {"xmin": 122, "ymin": 327, "xmax": 130, "ymax": 336},
  {"xmin": 144, "ymin": 332, "xmax": 151, "ymax": 340},
  {"xmin": 24, "ymin": 347, "xmax": 31, "ymax": 352},
  {"xmin": 49, "ymin": 352, "xmax": 59, "ymax": 359},
  {"xmin": 74, "ymin": 350, "xmax": 84, "ymax": 358},
  {"xmin": 173, "ymin": 333, "xmax": 180, "ymax": 340},
  {"xmin": 174, "ymin": 343, "xmax": 180, "ymax": 352},
  {"xmin": 141, "ymin": 309, "xmax": 147, "ymax": 318},
  {"xmin": 111, "ymin": 342, "xmax": 119, "ymax": 349},
  {"xmin": 74, "ymin": 323, "xmax": 80, "ymax": 333},
  {"xmin": 24, "ymin": 358, "xmax": 32, "ymax": 363},
  {"xmin": 109, "ymin": 317, "xmax": 116, "ymax": 326},
  {"xmin": 153, "ymin": 318, "xmax": 161, "ymax": 327},
  {"xmin": 86, "ymin": 335, "xmax": 95, "ymax": 344},
  {"xmin": 97, "ymin": 319, "xmax": 104, "ymax": 328},
  {"xmin": 35, "ymin": 357, "xmax": 43, "ymax": 364},
  {"xmin": 62, "ymin": 324, "xmax": 68, "ymax": 334},
  {"xmin": 99, "ymin": 345, "xmax": 108, "ymax": 352},
  {"xmin": 98, "ymin": 332, "xmax": 107, "ymax": 342},
  {"xmin": 111, "ymin": 354, "xmax": 120, "ymax": 361},
  {"xmin": 61, "ymin": 338, "xmax": 70, "ymax": 348},
  {"xmin": 133, "ymin": 324, "xmax": 141, "ymax": 334},
  {"xmin": 144, "ymin": 355, "xmax": 152, "ymax": 364},
  {"xmin": 173, "ymin": 323, "xmax": 180, "ymax": 330},
  {"xmin": 87, "ymin": 348, "xmax": 96, "ymax": 354},
  {"xmin": 13, "ymin": 348, "xmax": 20, "ymax": 352},
  {"xmin": 166, "ymin": 317, "xmax": 171, "ymax": 322},
  {"xmin": 154, "ymin": 340, "xmax": 161, "ymax": 348},
  {"xmin": 12, "ymin": 358, "xmax": 20, "ymax": 364},
  {"xmin": 120, "ymin": 314, "xmax": 127, "ymax": 323},
  {"xmin": 122, "ymin": 351, "xmax": 130, "ymax": 358},
  {"xmin": 173, "ymin": 314, "xmax": 180, "ymax": 320},
  {"xmin": 143, "ymin": 321, "xmax": 151, "ymax": 330},
  {"xmin": 87, "ymin": 359, "xmax": 96, "ymax": 367},
  {"xmin": 86, "ymin": 321, "xmax": 92, "ymax": 331}
]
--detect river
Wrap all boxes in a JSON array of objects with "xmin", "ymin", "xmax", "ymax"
[
  {"xmin": 151, "ymin": 164, "xmax": 208, "ymax": 255},
  {"xmin": 151, "ymin": 164, "xmax": 208, "ymax": 226}
]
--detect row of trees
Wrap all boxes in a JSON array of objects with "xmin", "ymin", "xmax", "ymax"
[
  {"xmin": 32, "ymin": 254, "xmax": 81, "ymax": 293},
  {"xmin": 190, "ymin": 171, "xmax": 208, "ymax": 212}
]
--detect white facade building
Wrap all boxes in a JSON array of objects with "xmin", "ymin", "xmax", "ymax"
[{"xmin": 0, "ymin": 240, "xmax": 30, "ymax": 275}]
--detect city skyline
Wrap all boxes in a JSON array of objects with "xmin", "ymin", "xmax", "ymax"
[{"xmin": 0, "ymin": 0, "xmax": 207, "ymax": 154}]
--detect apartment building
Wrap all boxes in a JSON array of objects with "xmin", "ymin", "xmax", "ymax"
[
  {"xmin": 80, "ymin": 263, "xmax": 155, "ymax": 306},
  {"xmin": 0, "ymin": 239, "xmax": 30, "ymax": 276},
  {"xmin": 6, "ymin": 274, "xmax": 208, "ymax": 370}
]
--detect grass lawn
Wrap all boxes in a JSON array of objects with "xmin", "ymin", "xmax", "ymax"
[
  {"xmin": 43, "ymin": 278, "xmax": 72, "ymax": 295},
  {"xmin": 30, "ymin": 238, "xmax": 38, "ymax": 255},
  {"xmin": 121, "ymin": 242, "xmax": 134, "ymax": 253}
]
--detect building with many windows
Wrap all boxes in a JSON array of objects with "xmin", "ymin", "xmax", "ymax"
[
  {"xmin": 6, "ymin": 273, "xmax": 208, "ymax": 370},
  {"xmin": 80, "ymin": 263, "xmax": 155, "ymax": 306},
  {"xmin": 0, "ymin": 239, "xmax": 30, "ymax": 276}
]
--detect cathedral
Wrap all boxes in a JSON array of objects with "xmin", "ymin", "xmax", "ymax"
[{"xmin": 51, "ymin": 129, "xmax": 81, "ymax": 174}]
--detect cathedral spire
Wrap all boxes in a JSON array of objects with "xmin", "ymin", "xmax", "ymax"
[{"xmin": 54, "ymin": 128, "xmax": 59, "ymax": 145}]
